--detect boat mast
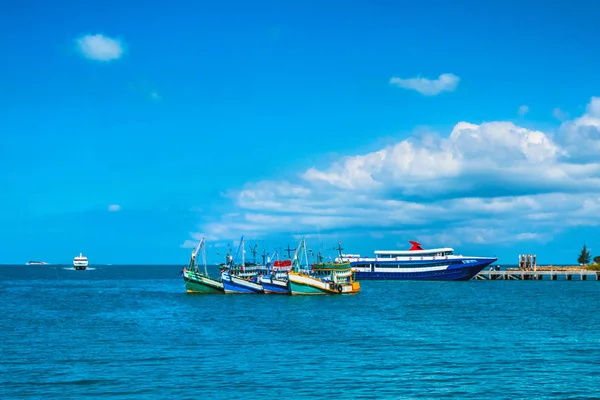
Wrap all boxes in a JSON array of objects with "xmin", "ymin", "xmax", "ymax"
[
  {"xmin": 303, "ymin": 239, "xmax": 309, "ymax": 272},
  {"xmin": 251, "ymin": 244, "xmax": 258, "ymax": 264},
  {"xmin": 241, "ymin": 237, "xmax": 245, "ymax": 267},
  {"xmin": 230, "ymin": 235, "xmax": 244, "ymax": 270},
  {"xmin": 335, "ymin": 241, "xmax": 344, "ymax": 262},
  {"xmin": 316, "ymin": 250, "xmax": 323, "ymax": 264},
  {"xmin": 192, "ymin": 237, "xmax": 205, "ymax": 273},
  {"xmin": 202, "ymin": 237, "xmax": 208, "ymax": 276},
  {"xmin": 261, "ymin": 248, "xmax": 267, "ymax": 266},
  {"xmin": 291, "ymin": 237, "xmax": 308, "ymax": 273},
  {"xmin": 267, "ymin": 250, "xmax": 277, "ymax": 276},
  {"xmin": 284, "ymin": 244, "xmax": 295, "ymax": 260}
]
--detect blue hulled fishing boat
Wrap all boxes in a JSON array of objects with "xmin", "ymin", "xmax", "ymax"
[
  {"xmin": 221, "ymin": 236, "xmax": 267, "ymax": 294},
  {"xmin": 258, "ymin": 252, "xmax": 293, "ymax": 294}
]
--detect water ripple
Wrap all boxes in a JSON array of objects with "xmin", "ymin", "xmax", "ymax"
[{"xmin": 1, "ymin": 266, "xmax": 600, "ymax": 398}]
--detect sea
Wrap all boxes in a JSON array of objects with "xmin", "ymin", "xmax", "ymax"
[{"xmin": 1, "ymin": 264, "xmax": 599, "ymax": 399}]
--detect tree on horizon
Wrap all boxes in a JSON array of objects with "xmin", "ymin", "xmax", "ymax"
[
  {"xmin": 578, "ymin": 244, "xmax": 591, "ymax": 265},
  {"xmin": 594, "ymin": 255, "xmax": 600, "ymax": 265}
]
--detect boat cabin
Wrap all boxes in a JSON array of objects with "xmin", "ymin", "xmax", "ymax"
[{"xmin": 374, "ymin": 249, "xmax": 454, "ymax": 258}]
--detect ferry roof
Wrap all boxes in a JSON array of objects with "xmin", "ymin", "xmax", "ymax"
[{"xmin": 374, "ymin": 248, "xmax": 454, "ymax": 255}]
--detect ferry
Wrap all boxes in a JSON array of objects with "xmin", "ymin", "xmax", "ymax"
[
  {"xmin": 25, "ymin": 261, "xmax": 49, "ymax": 265},
  {"xmin": 73, "ymin": 253, "xmax": 89, "ymax": 270},
  {"xmin": 338, "ymin": 241, "xmax": 496, "ymax": 281}
]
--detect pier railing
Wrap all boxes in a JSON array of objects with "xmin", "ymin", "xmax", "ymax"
[{"xmin": 474, "ymin": 269, "xmax": 599, "ymax": 281}]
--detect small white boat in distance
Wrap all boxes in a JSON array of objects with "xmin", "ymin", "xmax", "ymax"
[
  {"xmin": 73, "ymin": 253, "xmax": 88, "ymax": 270},
  {"xmin": 25, "ymin": 261, "xmax": 49, "ymax": 265}
]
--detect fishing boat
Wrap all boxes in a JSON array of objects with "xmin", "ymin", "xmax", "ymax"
[
  {"xmin": 259, "ymin": 254, "xmax": 293, "ymax": 294},
  {"xmin": 259, "ymin": 258, "xmax": 292, "ymax": 294},
  {"xmin": 221, "ymin": 236, "xmax": 266, "ymax": 294},
  {"xmin": 182, "ymin": 237, "xmax": 224, "ymax": 294},
  {"xmin": 258, "ymin": 244, "xmax": 295, "ymax": 294},
  {"xmin": 338, "ymin": 241, "xmax": 497, "ymax": 281},
  {"xmin": 287, "ymin": 238, "xmax": 361, "ymax": 295}
]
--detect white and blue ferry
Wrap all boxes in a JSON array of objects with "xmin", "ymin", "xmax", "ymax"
[{"xmin": 338, "ymin": 241, "xmax": 497, "ymax": 281}]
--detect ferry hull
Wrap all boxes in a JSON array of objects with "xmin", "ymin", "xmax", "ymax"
[
  {"xmin": 353, "ymin": 258, "xmax": 496, "ymax": 281},
  {"xmin": 258, "ymin": 276, "xmax": 290, "ymax": 294},
  {"xmin": 222, "ymin": 272, "xmax": 264, "ymax": 294},
  {"xmin": 183, "ymin": 270, "xmax": 224, "ymax": 294},
  {"xmin": 74, "ymin": 265, "xmax": 87, "ymax": 270},
  {"xmin": 288, "ymin": 273, "xmax": 360, "ymax": 295}
]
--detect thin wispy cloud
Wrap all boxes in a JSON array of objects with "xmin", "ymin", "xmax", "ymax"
[
  {"xmin": 518, "ymin": 105, "xmax": 529, "ymax": 116},
  {"xmin": 553, "ymin": 107, "xmax": 568, "ymax": 121},
  {"xmin": 108, "ymin": 204, "xmax": 121, "ymax": 212},
  {"xmin": 128, "ymin": 80, "xmax": 161, "ymax": 101},
  {"xmin": 389, "ymin": 73, "xmax": 460, "ymax": 96},
  {"xmin": 76, "ymin": 34, "xmax": 124, "ymax": 61}
]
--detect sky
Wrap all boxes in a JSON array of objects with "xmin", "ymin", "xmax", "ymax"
[{"xmin": 1, "ymin": 0, "xmax": 600, "ymax": 265}]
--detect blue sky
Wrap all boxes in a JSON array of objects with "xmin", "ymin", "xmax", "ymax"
[{"xmin": 2, "ymin": 0, "xmax": 600, "ymax": 265}]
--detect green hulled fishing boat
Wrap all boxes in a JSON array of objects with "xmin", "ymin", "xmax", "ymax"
[
  {"xmin": 182, "ymin": 237, "xmax": 224, "ymax": 294},
  {"xmin": 287, "ymin": 239, "xmax": 361, "ymax": 295}
]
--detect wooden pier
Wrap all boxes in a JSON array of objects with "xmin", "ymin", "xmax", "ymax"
[
  {"xmin": 474, "ymin": 270, "xmax": 600, "ymax": 280},
  {"xmin": 475, "ymin": 253, "xmax": 600, "ymax": 280}
]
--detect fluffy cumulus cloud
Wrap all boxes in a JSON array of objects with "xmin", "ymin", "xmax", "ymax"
[
  {"xmin": 194, "ymin": 97, "xmax": 600, "ymax": 248},
  {"xmin": 389, "ymin": 73, "xmax": 460, "ymax": 96},
  {"xmin": 76, "ymin": 34, "xmax": 124, "ymax": 61}
]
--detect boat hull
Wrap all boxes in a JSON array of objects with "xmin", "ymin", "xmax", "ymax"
[
  {"xmin": 288, "ymin": 273, "xmax": 360, "ymax": 295},
  {"xmin": 74, "ymin": 265, "xmax": 87, "ymax": 270},
  {"xmin": 183, "ymin": 270, "xmax": 224, "ymax": 294},
  {"xmin": 352, "ymin": 258, "xmax": 496, "ymax": 281},
  {"xmin": 258, "ymin": 276, "xmax": 290, "ymax": 294},
  {"xmin": 222, "ymin": 272, "xmax": 264, "ymax": 294}
]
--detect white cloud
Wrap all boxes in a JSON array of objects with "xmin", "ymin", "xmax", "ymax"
[
  {"xmin": 108, "ymin": 204, "xmax": 121, "ymax": 212},
  {"xmin": 192, "ymin": 97, "xmax": 600, "ymax": 248},
  {"xmin": 518, "ymin": 105, "xmax": 529, "ymax": 116},
  {"xmin": 76, "ymin": 34, "xmax": 124, "ymax": 61},
  {"xmin": 559, "ymin": 97, "xmax": 600, "ymax": 161},
  {"xmin": 389, "ymin": 73, "xmax": 460, "ymax": 96}
]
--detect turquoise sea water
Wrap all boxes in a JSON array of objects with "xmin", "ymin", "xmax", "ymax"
[{"xmin": 1, "ymin": 264, "xmax": 599, "ymax": 399}]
